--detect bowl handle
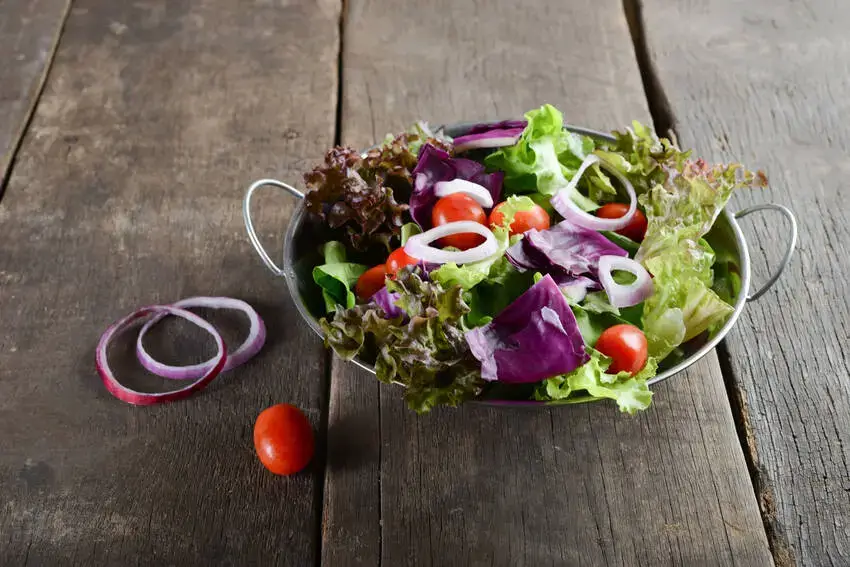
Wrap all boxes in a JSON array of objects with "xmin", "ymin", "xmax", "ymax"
[
  {"xmin": 734, "ymin": 203, "xmax": 798, "ymax": 301},
  {"xmin": 243, "ymin": 178, "xmax": 304, "ymax": 276}
]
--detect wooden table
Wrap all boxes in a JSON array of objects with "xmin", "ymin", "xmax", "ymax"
[{"xmin": 1, "ymin": 1, "xmax": 846, "ymax": 565}]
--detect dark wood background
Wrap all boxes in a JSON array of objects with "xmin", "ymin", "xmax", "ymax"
[{"xmin": 1, "ymin": 1, "xmax": 845, "ymax": 565}]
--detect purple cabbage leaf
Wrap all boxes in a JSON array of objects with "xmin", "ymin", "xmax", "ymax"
[{"xmin": 464, "ymin": 274, "xmax": 589, "ymax": 383}]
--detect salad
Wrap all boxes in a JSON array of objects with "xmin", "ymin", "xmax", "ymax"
[{"xmin": 303, "ymin": 104, "xmax": 766, "ymax": 414}]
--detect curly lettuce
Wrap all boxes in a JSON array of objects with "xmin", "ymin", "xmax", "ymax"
[
  {"xmin": 320, "ymin": 268, "xmax": 483, "ymax": 413},
  {"xmin": 641, "ymin": 239, "xmax": 733, "ymax": 358},
  {"xmin": 635, "ymin": 154, "xmax": 767, "ymax": 358},
  {"xmin": 304, "ymin": 124, "xmax": 453, "ymax": 252},
  {"xmin": 304, "ymin": 146, "xmax": 409, "ymax": 251},
  {"xmin": 594, "ymin": 120, "xmax": 684, "ymax": 196},
  {"xmin": 534, "ymin": 348, "xmax": 656, "ymax": 414}
]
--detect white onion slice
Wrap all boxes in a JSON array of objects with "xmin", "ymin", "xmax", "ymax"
[
  {"xmin": 96, "ymin": 306, "xmax": 227, "ymax": 406},
  {"xmin": 550, "ymin": 154, "xmax": 637, "ymax": 231},
  {"xmin": 136, "ymin": 296, "xmax": 266, "ymax": 380},
  {"xmin": 454, "ymin": 133, "xmax": 523, "ymax": 153},
  {"xmin": 434, "ymin": 179, "xmax": 494, "ymax": 208},
  {"xmin": 404, "ymin": 221, "xmax": 499, "ymax": 264},
  {"xmin": 598, "ymin": 255, "xmax": 654, "ymax": 308}
]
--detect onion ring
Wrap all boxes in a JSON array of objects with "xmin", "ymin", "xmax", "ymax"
[
  {"xmin": 96, "ymin": 305, "xmax": 227, "ymax": 406},
  {"xmin": 404, "ymin": 221, "xmax": 499, "ymax": 264},
  {"xmin": 136, "ymin": 296, "xmax": 266, "ymax": 380},
  {"xmin": 598, "ymin": 256, "xmax": 654, "ymax": 308},
  {"xmin": 550, "ymin": 154, "xmax": 637, "ymax": 231}
]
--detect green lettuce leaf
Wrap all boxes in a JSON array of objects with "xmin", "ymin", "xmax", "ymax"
[
  {"xmin": 464, "ymin": 264, "xmax": 535, "ymax": 328},
  {"xmin": 635, "ymin": 166, "xmax": 764, "ymax": 356},
  {"xmin": 569, "ymin": 304, "xmax": 624, "ymax": 346},
  {"xmin": 579, "ymin": 291, "xmax": 621, "ymax": 316},
  {"xmin": 534, "ymin": 348, "xmax": 656, "ymax": 414},
  {"xmin": 637, "ymin": 159, "xmax": 766, "ymax": 359},
  {"xmin": 571, "ymin": 292, "xmax": 644, "ymax": 345},
  {"xmin": 592, "ymin": 122, "xmax": 767, "ymax": 360},
  {"xmin": 637, "ymin": 162, "xmax": 764, "ymax": 265},
  {"xmin": 312, "ymin": 241, "xmax": 368, "ymax": 313},
  {"xmin": 600, "ymin": 230, "xmax": 639, "ymax": 256},
  {"xmin": 642, "ymin": 246, "xmax": 734, "ymax": 357},
  {"xmin": 400, "ymin": 222, "xmax": 422, "ymax": 245},
  {"xmin": 428, "ymin": 229, "xmax": 531, "ymax": 328},
  {"xmin": 484, "ymin": 104, "xmax": 598, "ymax": 210},
  {"xmin": 320, "ymin": 268, "xmax": 483, "ymax": 413},
  {"xmin": 711, "ymin": 257, "xmax": 741, "ymax": 305},
  {"xmin": 594, "ymin": 120, "xmax": 684, "ymax": 196},
  {"xmin": 585, "ymin": 162, "xmax": 618, "ymax": 202},
  {"xmin": 322, "ymin": 240, "xmax": 347, "ymax": 264}
]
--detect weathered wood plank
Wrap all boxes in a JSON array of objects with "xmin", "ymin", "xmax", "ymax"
[
  {"xmin": 322, "ymin": 0, "xmax": 774, "ymax": 565},
  {"xmin": 640, "ymin": 1, "xmax": 850, "ymax": 565},
  {"xmin": 0, "ymin": 0, "xmax": 70, "ymax": 193},
  {"xmin": 0, "ymin": 0, "xmax": 339, "ymax": 564}
]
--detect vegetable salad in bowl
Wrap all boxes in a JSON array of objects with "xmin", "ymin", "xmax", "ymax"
[{"xmin": 301, "ymin": 104, "xmax": 766, "ymax": 414}]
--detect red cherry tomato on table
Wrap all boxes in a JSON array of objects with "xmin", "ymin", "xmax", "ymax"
[
  {"xmin": 254, "ymin": 404, "xmax": 315, "ymax": 475},
  {"xmin": 431, "ymin": 193, "xmax": 487, "ymax": 250},
  {"xmin": 595, "ymin": 203, "xmax": 648, "ymax": 242},
  {"xmin": 386, "ymin": 248, "xmax": 418, "ymax": 276},
  {"xmin": 489, "ymin": 202, "xmax": 550, "ymax": 236},
  {"xmin": 594, "ymin": 324, "xmax": 648, "ymax": 376},
  {"xmin": 355, "ymin": 264, "xmax": 387, "ymax": 300}
]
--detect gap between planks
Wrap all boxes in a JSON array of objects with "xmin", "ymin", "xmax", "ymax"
[
  {"xmin": 0, "ymin": 0, "xmax": 73, "ymax": 202},
  {"xmin": 621, "ymin": 0, "xmax": 793, "ymax": 564},
  {"xmin": 316, "ymin": 1, "xmax": 350, "ymax": 566}
]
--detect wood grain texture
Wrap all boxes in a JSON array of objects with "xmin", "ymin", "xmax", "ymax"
[
  {"xmin": 322, "ymin": 0, "xmax": 774, "ymax": 565},
  {"xmin": 0, "ymin": 0, "xmax": 339, "ymax": 564},
  {"xmin": 640, "ymin": 1, "xmax": 850, "ymax": 565},
  {"xmin": 0, "ymin": 0, "xmax": 70, "ymax": 193}
]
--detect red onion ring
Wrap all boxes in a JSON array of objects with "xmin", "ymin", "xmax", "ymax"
[
  {"xmin": 598, "ymin": 256, "xmax": 654, "ymax": 308},
  {"xmin": 136, "ymin": 296, "xmax": 266, "ymax": 380},
  {"xmin": 96, "ymin": 306, "xmax": 227, "ymax": 406},
  {"xmin": 550, "ymin": 154, "xmax": 637, "ymax": 231}
]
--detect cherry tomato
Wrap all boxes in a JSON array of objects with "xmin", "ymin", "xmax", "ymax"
[
  {"xmin": 489, "ymin": 202, "xmax": 550, "ymax": 236},
  {"xmin": 386, "ymin": 248, "xmax": 418, "ymax": 275},
  {"xmin": 594, "ymin": 324, "xmax": 648, "ymax": 376},
  {"xmin": 431, "ymin": 193, "xmax": 487, "ymax": 250},
  {"xmin": 355, "ymin": 264, "xmax": 387, "ymax": 300},
  {"xmin": 595, "ymin": 203, "xmax": 648, "ymax": 242},
  {"xmin": 254, "ymin": 404, "xmax": 315, "ymax": 475}
]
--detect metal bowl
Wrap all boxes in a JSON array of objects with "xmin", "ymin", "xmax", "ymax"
[{"xmin": 243, "ymin": 122, "xmax": 797, "ymax": 406}]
